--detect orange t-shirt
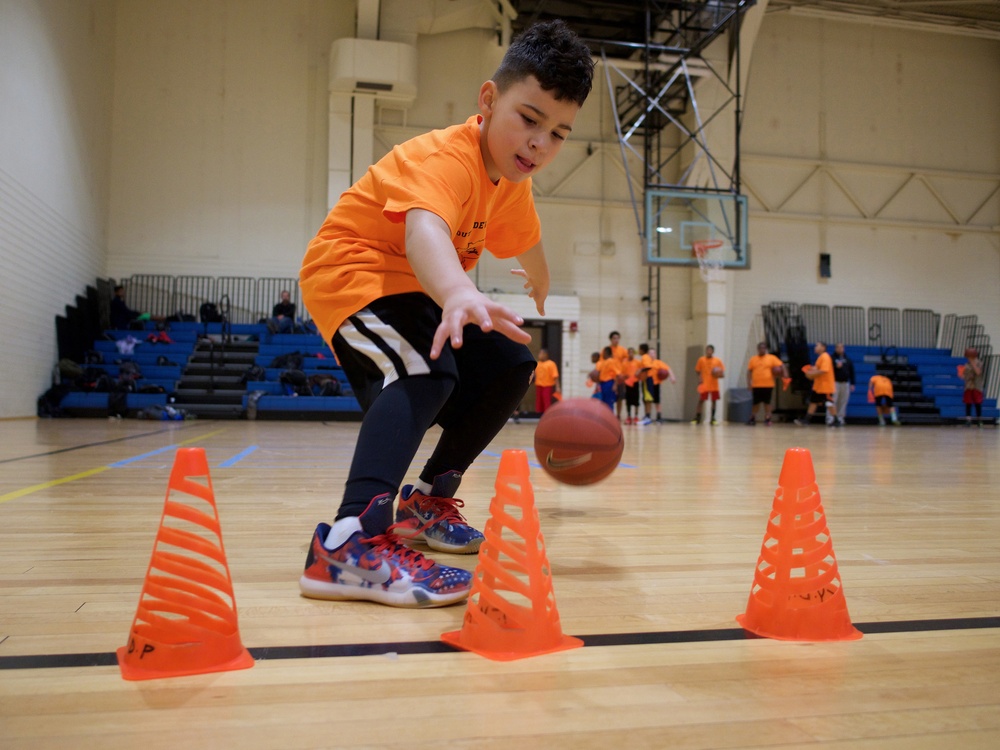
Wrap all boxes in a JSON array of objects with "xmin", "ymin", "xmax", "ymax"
[
  {"xmin": 598, "ymin": 357, "xmax": 623, "ymax": 383},
  {"xmin": 696, "ymin": 356, "xmax": 724, "ymax": 392},
  {"xmin": 622, "ymin": 357, "xmax": 641, "ymax": 385},
  {"xmin": 811, "ymin": 352, "xmax": 835, "ymax": 394},
  {"xmin": 650, "ymin": 359, "xmax": 671, "ymax": 385},
  {"xmin": 748, "ymin": 353, "xmax": 784, "ymax": 388},
  {"xmin": 534, "ymin": 360, "xmax": 559, "ymax": 388},
  {"xmin": 639, "ymin": 353, "xmax": 654, "ymax": 377},
  {"xmin": 869, "ymin": 374, "xmax": 893, "ymax": 398},
  {"xmin": 300, "ymin": 115, "xmax": 541, "ymax": 336},
  {"xmin": 609, "ymin": 344, "xmax": 629, "ymax": 365}
]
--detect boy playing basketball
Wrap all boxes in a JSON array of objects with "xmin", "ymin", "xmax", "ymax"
[
  {"xmin": 297, "ymin": 21, "xmax": 594, "ymax": 608},
  {"xmin": 868, "ymin": 373, "xmax": 901, "ymax": 426},
  {"xmin": 692, "ymin": 345, "xmax": 725, "ymax": 425}
]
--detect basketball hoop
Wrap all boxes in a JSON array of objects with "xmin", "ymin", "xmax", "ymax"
[{"xmin": 692, "ymin": 239, "xmax": 725, "ymax": 282}]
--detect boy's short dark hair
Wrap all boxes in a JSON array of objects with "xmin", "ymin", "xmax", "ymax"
[
  {"xmin": 493, "ymin": 19, "xmax": 595, "ymax": 107},
  {"xmin": 638, "ymin": 343, "xmax": 649, "ymax": 354}
]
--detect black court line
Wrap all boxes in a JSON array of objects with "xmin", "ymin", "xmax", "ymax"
[
  {"xmin": 1, "ymin": 616, "xmax": 997, "ymax": 672},
  {"xmin": 0, "ymin": 423, "xmax": 207, "ymax": 466}
]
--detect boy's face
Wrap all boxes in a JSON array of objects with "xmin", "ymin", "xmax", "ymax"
[{"xmin": 478, "ymin": 76, "xmax": 580, "ymax": 184}]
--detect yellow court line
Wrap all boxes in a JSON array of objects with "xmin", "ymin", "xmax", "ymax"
[
  {"xmin": 0, "ymin": 467, "xmax": 110, "ymax": 504},
  {"xmin": 0, "ymin": 428, "xmax": 228, "ymax": 505},
  {"xmin": 177, "ymin": 428, "xmax": 227, "ymax": 445}
]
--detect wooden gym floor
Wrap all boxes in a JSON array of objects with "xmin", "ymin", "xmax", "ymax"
[{"xmin": 0, "ymin": 417, "xmax": 998, "ymax": 749}]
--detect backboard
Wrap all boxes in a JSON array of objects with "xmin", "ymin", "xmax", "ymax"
[{"xmin": 644, "ymin": 189, "xmax": 749, "ymax": 269}]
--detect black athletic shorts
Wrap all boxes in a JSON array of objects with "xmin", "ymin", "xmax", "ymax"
[
  {"xmin": 810, "ymin": 390, "xmax": 832, "ymax": 405},
  {"xmin": 332, "ymin": 292, "xmax": 534, "ymax": 429},
  {"xmin": 752, "ymin": 387, "xmax": 773, "ymax": 405},
  {"xmin": 625, "ymin": 382, "xmax": 640, "ymax": 407}
]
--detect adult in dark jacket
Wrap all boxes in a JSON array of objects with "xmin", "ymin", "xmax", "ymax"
[
  {"xmin": 832, "ymin": 342, "xmax": 856, "ymax": 426},
  {"xmin": 269, "ymin": 289, "xmax": 297, "ymax": 333}
]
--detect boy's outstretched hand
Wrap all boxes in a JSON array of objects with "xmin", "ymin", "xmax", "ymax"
[
  {"xmin": 431, "ymin": 289, "xmax": 529, "ymax": 360},
  {"xmin": 510, "ymin": 268, "xmax": 548, "ymax": 316}
]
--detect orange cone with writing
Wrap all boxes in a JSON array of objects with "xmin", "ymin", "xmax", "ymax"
[
  {"xmin": 117, "ymin": 448, "xmax": 254, "ymax": 680},
  {"xmin": 737, "ymin": 447, "xmax": 862, "ymax": 641},
  {"xmin": 442, "ymin": 450, "xmax": 582, "ymax": 660}
]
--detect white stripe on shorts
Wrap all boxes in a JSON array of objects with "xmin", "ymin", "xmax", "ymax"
[{"xmin": 338, "ymin": 310, "xmax": 431, "ymax": 388}]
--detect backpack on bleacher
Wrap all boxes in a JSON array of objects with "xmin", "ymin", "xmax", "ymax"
[
  {"xmin": 84, "ymin": 350, "xmax": 103, "ymax": 365},
  {"xmin": 279, "ymin": 368, "xmax": 311, "ymax": 396},
  {"xmin": 241, "ymin": 364, "xmax": 266, "ymax": 385},
  {"xmin": 82, "ymin": 368, "xmax": 112, "ymax": 392},
  {"xmin": 309, "ymin": 374, "xmax": 342, "ymax": 397},
  {"xmin": 200, "ymin": 302, "xmax": 224, "ymax": 323},
  {"xmin": 268, "ymin": 351, "xmax": 303, "ymax": 370},
  {"xmin": 118, "ymin": 360, "xmax": 142, "ymax": 386}
]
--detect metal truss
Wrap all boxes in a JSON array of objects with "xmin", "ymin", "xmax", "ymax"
[{"xmin": 594, "ymin": 1, "xmax": 755, "ymax": 348}]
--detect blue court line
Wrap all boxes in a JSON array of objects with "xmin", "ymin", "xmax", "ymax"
[
  {"xmin": 219, "ymin": 445, "xmax": 259, "ymax": 468},
  {"xmin": 107, "ymin": 445, "xmax": 178, "ymax": 468}
]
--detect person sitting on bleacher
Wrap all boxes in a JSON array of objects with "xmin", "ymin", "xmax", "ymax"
[
  {"xmin": 110, "ymin": 285, "xmax": 163, "ymax": 330},
  {"xmin": 268, "ymin": 290, "xmax": 297, "ymax": 334}
]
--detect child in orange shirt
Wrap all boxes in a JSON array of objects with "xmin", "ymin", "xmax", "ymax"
[
  {"xmin": 622, "ymin": 347, "xmax": 641, "ymax": 424},
  {"xmin": 298, "ymin": 21, "xmax": 594, "ymax": 608},
  {"xmin": 795, "ymin": 342, "xmax": 837, "ymax": 426},
  {"xmin": 868, "ymin": 374, "xmax": 901, "ymax": 426},
  {"xmin": 692, "ymin": 345, "xmax": 724, "ymax": 425},
  {"xmin": 746, "ymin": 341, "xmax": 786, "ymax": 426},
  {"xmin": 608, "ymin": 331, "xmax": 629, "ymax": 420},
  {"xmin": 638, "ymin": 346, "xmax": 674, "ymax": 424},
  {"xmin": 533, "ymin": 348, "xmax": 560, "ymax": 415},
  {"xmin": 597, "ymin": 345, "xmax": 623, "ymax": 412}
]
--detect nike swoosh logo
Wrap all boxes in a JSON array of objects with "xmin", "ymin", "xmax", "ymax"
[
  {"xmin": 324, "ymin": 556, "xmax": 393, "ymax": 585},
  {"xmin": 545, "ymin": 451, "xmax": 592, "ymax": 470}
]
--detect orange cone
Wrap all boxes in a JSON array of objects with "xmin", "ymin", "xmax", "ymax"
[
  {"xmin": 442, "ymin": 450, "xmax": 582, "ymax": 661},
  {"xmin": 117, "ymin": 448, "xmax": 254, "ymax": 680},
  {"xmin": 736, "ymin": 447, "xmax": 862, "ymax": 642}
]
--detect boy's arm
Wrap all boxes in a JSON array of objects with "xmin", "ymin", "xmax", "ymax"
[
  {"xmin": 405, "ymin": 209, "xmax": 529, "ymax": 358},
  {"xmin": 510, "ymin": 242, "xmax": 550, "ymax": 315}
]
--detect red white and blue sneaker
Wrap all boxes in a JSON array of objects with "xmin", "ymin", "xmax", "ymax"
[
  {"xmin": 299, "ymin": 495, "xmax": 472, "ymax": 608},
  {"xmin": 395, "ymin": 471, "xmax": 485, "ymax": 554}
]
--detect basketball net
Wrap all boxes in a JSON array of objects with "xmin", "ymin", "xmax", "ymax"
[{"xmin": 692, "ymin": 239, "xmax": 725, "ymax": 282}]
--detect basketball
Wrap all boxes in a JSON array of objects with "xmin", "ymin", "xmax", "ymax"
[
  {"xmin": 657, "ymin": 368, "xmax": 670, "ymax": 381},
  {"xmin": 965, "ymin": 347, "xmax": 978, "ymax": 359},
  {"xmin": 772, "ymin": 364, "xmax": 784, "ymax": 376},
  {"xmin": 534, "ymin": 398, "xmax": 623, "ymax": 486},
  {"xmin": 712, "ymin": 366, "xmax": 724, "ymax": 377}
]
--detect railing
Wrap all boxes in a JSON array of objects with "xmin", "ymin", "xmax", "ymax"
[
  {"xmin": 121, "ymin": 274, "xmax": 305, "ymax": 325},
  {"xmin": 761, "ymin": 302, "xmax": 798, "ymax": 353},
  {"xmin": 765, "ymin": 304, "xmax": 998, "ymax": 402},
  {"xmin": 831, "ymin": 305, "xmax": 866, "ymax": 346},
  {"xmin": 799, "ymin": 304, "xmax": 831, "ymax": 345},
  {"xmin": 901, "ymin": 309, "xmax": 940, "ymax": 349}
]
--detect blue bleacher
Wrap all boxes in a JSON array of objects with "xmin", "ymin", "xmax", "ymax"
[
  {"xmin": 812, "ymin": 345, "xmax": 997, "ymax": 422},
  {"xmin": 243, "ymin": 393, "xmax": 361, "ymax": 417},
  {"xmin": 93, "ymin": 340, "xmax": 194, "ymax": 357},
  {"xmin": 60, "ymin": 391, "xmax": 168, "ymax": 413},
  {"xmin": 84, "ymin": 363, "xmax": 183, "ymax": 381}
]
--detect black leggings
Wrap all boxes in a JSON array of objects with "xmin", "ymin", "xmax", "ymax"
[
  {"xmin": 966, "ymin": 402, "xmax": 983, "ymax": 418},
  {"xmin": 337, "ymin": 361, "xmax": 534, "ymax": 521}
]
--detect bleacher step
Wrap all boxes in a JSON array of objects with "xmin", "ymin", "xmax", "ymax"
[{"xmin": 171, "ymin": 391, "xmax": 245, "ymax": 405}]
